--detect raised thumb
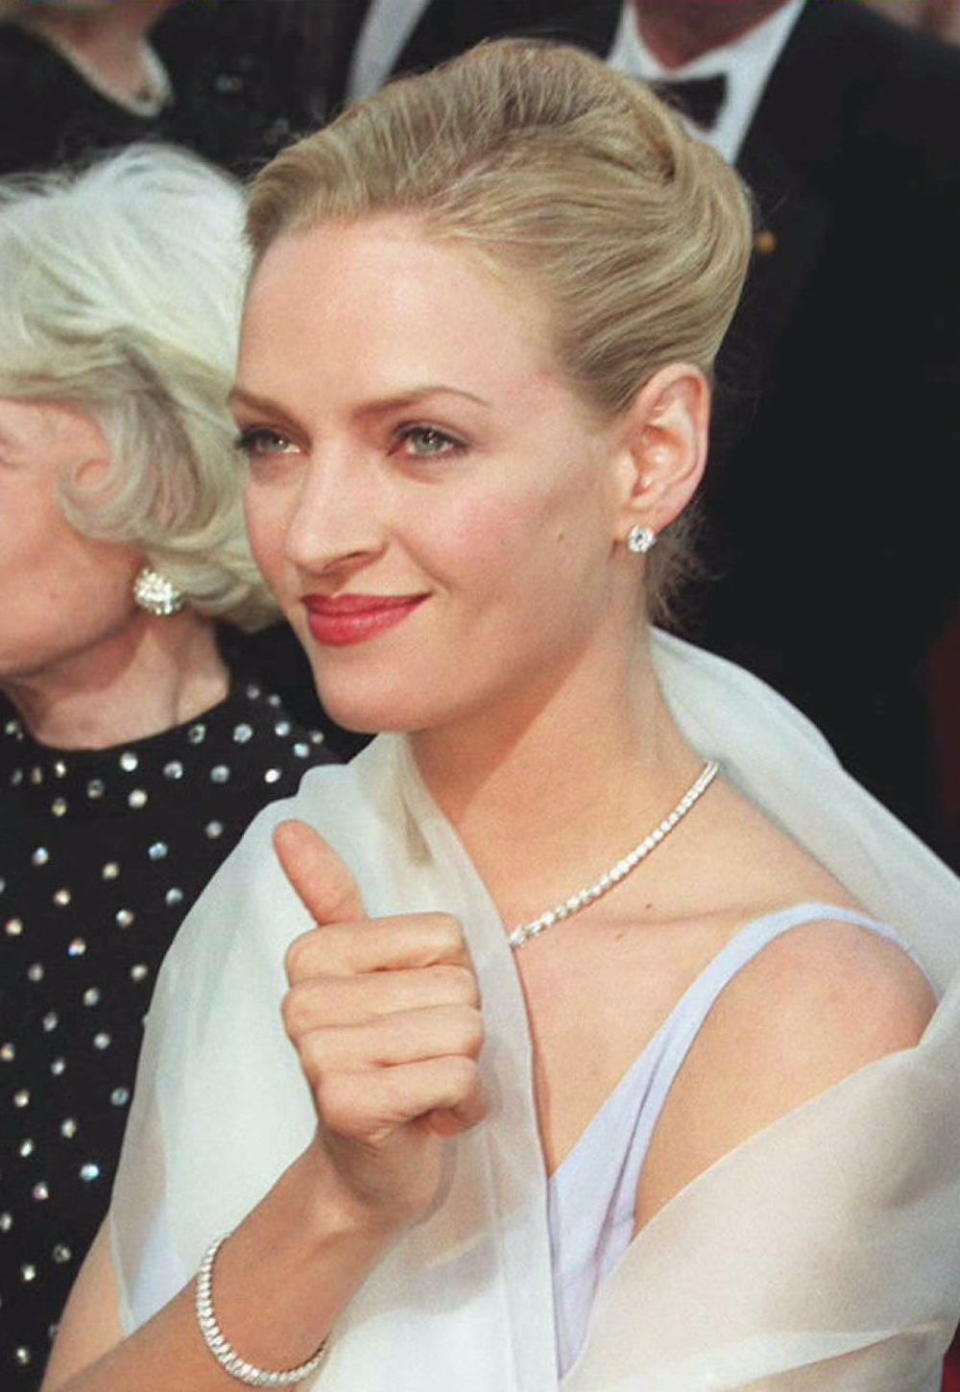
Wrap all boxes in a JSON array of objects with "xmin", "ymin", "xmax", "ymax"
[{"xmin": 273, "ymin": 819, "xmax": 367, "ymax": 926}]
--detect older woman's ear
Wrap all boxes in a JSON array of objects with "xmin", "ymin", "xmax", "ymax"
[{"xmin": 613, "ymin": 363, "xmax": 711, "ymax": 545}]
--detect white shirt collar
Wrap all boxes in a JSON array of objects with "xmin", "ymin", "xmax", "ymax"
[
  {"xmin": 348, "ymin": 0, "xmax": 430, "ymax": 103},
  {"xmin": 607, "ymin": 0, "xmax": 805, "ymax": 163}
]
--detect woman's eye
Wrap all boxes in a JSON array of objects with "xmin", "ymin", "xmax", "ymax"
[
  {"xmin": 234, "ymin": 427, "xmax": 299, "ymax": 459},
  {"xmin": 393, "ymin": 425, "xmax": 466, "ymax": 459}
]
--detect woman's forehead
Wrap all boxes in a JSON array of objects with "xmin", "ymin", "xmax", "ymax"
[{"xmin": 239, "ymin": 218, "xmax": 556, "ymax": 398}]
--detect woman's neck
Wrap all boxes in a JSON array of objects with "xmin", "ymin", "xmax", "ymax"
[
  {"xmin": 21, "ymin": 0, "xmax": 176, "ymax": 104},
  {"xmin": 410, "ymin": 631, "xmax": 703, "ymax": 929},
  {"xmin": 3, "ymin": 611, "xmax": 231, "ymax": 750}
]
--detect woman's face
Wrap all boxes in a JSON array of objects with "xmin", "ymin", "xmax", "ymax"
[
  {"xmin": 236, "ymin": 217, "xmax": 638, "ymax": 736},
  {"xmin": 0, "ymin": 399, "xmax": 143, "ymax": 693}
]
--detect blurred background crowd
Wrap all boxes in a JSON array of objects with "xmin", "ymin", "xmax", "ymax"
[{"xmin": 1, "ymin": 2, "xmax": 958, "ymax": 1389}]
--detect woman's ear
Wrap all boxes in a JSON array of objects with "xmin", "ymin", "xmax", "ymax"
[{"xmin": 612, "ymin": 363, "xmax": 711, "ymax": 545}]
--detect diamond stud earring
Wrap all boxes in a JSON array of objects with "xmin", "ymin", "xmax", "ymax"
[
  {"xmin": 133, "ymin": 565, "xmax": 184, "ymax": 617},
  {"xmin": 626, "ymin": 524, "xmax": 657, "ymax": 555}
]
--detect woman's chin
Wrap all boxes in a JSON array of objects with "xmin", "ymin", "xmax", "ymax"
[{"xmin": 313, "ymin": 685, "xmax": 425, "ymax": 738}]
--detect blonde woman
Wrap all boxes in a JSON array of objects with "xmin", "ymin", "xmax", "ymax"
[
  {"xmin": 0, "ymin": 144, "xmax": 334, "ymax": 1388},
  {"xmin": 42, "ymin": 43, "xmax": 960, "ymax": 1392}
]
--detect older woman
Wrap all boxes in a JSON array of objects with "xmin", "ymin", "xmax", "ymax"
[
  {"xmin": 0, "ymin": 145, "xmax": 336, "ymax": 1388},
  {"xmin": 42, "ymin": 43, "xmax": 960, "ymax": 1392}
]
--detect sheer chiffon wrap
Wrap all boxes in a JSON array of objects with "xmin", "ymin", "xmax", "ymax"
[{"xmin": 111, "ymin": 634, "xmax": 960, "ymax": 1389}]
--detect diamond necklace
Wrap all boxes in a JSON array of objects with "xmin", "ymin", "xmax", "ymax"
[{"xmin": 506, "ymin": 760, "xmax": 720, "ymax": 950}]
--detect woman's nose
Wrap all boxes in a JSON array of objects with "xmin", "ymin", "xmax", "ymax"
[{"xmin": 282, "ymin": 453, "xmax": 388, "ymax": 575}]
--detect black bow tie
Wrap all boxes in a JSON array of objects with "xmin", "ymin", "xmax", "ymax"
[{"xmin": 654, "ymin": 73, "xmax": 728, "ymax": 130}]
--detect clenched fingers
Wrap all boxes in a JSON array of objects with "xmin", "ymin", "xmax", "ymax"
[
  {"xmin": 285, "ymin": 912, "xmax": 472, "ymax": 983},
  {"xmin": 317, "ymin": 1055, "xmax": 488, "ymax": 1143},
  {"xmin": 293, "ymin": 1003, "xmax": 485, "ymax": 1077}
]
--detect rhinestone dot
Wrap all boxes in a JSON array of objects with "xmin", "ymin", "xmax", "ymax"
[
  {"xmin": 21, "ymin": 1264, "xmax": 37, "ymax": 1282},
  {"xmin": 205, "ymin": 821, "xmax": 223, "ymax": 839},
  {"xmin": 310, "ymin": 731, "xmax": 324, "ymax": 744},
  {"xmin": 52, "ymin": 1244, "xmax": 72, "ymax": 1264},
  {"xmin": 27, "ymin": 963, "xmax": 44, "ymax": 982},
  {"xmin": 83, "ymin": 987, "xmax": 100, "ymax": 1006},
  {"xmin": 32, "ymin": 1182, "xmax": 49, "ymax": 1202},
  {"xmin": 102, "ymin": 861, "xmax": 120, "ymax": 880},
  {"xmin": 233, "ymin": 723, "xmax": 253, "ymax": 744},
  {"xmin": 163, "ymin": 760, "xmax": 184, "ymax": 780},
  {"xmin": 13, "ymin": 1090, "xmax": 29, "ymax": 1108},
  {"xmin": 267, "ymin": 693, "xmax": 281, "ymax": 708},
  {"xmin": 50, "ymin": 1058, "xmax": 65, "ymax": 1077},
  {"xmin": 86, "ymin": 779, "xmax": 105, "ymax": 799},
  {"xmin": 293, "ymin": 742, "xmax": 309, "ymax": 758},
  {"xmin": 51, "ymin": 797, "xmax": 67, "ymax": 816},
  {"xmin": 245, "ymin": 683, "xmax": 261, "ymax": 699},
  {"xmin": 274, "ymin": 720, "xmax": 291, "ymax": 737},
  {"xmin": 210, "ymin": 764, "xmax": 230, "ymax": 783},
  {"xmin": 42, "ymin": 1012, "xmax": 58, "ymax": 1032},
  {"xmin": 53, "ymin": 887, "xmax": 71, "ymax": 906},
  {"xmin": 0, "ymin": 1212, "xmax": 12, "ymax": 1231},
  {"xmin": 93, "ymin": 1032, "xmax": 111, "ymax": 1050},
  {"xmin": 19, "ymin": 1139, "xmax": 34, "ymax": 1157},
  {"xmin": 165, "ymin": 887, "xmax": 184, "ymax": 907},
  {"xmin": 15, "ymin": 1348, "xmax": 31, "ymax": 1366},
  {"xmin": 187, "ymin": 723, "xmax": 207, "ymax": 745},
  {"xmin": 31, "ymin": 847, "xmax": 50, "ymax": 866},
  {"xmin": 79, "ymin": 1163, "xmax": 100, "ymax": 1182},
  {"xmin": 1, "ymin": 1043, "xmax": 14, "ymax": 1061},
  {"xmin": 60, "ymin": 1119, "xmax": 77, "ymax": 1139},
  {"xmin": 148, "ymin": 841, "xmax": 168, "ymax": 861},
  {"xmin": 6, "ymin": 918, "xmax": 23, "ymax": 937},
  {"xmin": 67, "ymin": 938, "xmax": 86, "ymax": 957},
  {"xmin": 53, "ymin": 759, "xmax": 68, "ymax": 778},
  {"xmin": 130, "ymin": 964, "xmax": 149, "ymax": 982},
  {"xmin": 111, "ymin": 1087, "xmax": 130, "ymax": 1107},
  {"xmin": 128, "ymin": 789, "xmax": 147, "ymax": 809},
  {"xmin": 264, "ymin": 768, "xmax": 281, "ymax": 784},
  {"xmin": 30, "ymin": 766, "xmax": 43, "ymax": 785},
  {"xmin": 119, "ymin": 751, "xmax": 138, "ymax": 772},
  {"xmin": 115, "ymin": 909, "xmax": 135, "ymax": 928}
]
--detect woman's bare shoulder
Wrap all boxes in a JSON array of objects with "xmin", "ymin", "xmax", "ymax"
[{"xmin": 633, "ymin": 779, "xmax": 936, "ymax": 1228}]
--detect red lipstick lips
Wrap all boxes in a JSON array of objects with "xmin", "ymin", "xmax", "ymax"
[{"xmin": 303, "ymin": 593, "xmax": 427, "ymax": 647}]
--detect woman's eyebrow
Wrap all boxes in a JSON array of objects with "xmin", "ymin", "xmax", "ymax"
[{"xmin": 356, "ymin": 385, "xmax": 492, "ymax": 414}]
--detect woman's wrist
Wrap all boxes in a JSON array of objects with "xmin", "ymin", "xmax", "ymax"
[
  {"xmin": 198, "ymin": 1147, "xmax": 398, "ymax": 1377},
  {"xmin": 294, "ymin": 1141, "xmax": 412, "ymax": 1250}
]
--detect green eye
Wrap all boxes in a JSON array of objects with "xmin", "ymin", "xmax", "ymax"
[
  {"xmin": 395, "ymin": 423, "xmax": 464, "ymax": 462},
  {"xmin": 234, "ymin": 428, "xmax": 298, "ymax": 458}
]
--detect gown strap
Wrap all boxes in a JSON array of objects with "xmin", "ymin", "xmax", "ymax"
[{"xmin": 549, "ymin": 901, "xmax": 921, "ymax": 1376}]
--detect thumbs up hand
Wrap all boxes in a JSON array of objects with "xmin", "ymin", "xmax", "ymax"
[{"xmin": 275, "ymin": 819, "xmax": 488, "ymax": 1234}]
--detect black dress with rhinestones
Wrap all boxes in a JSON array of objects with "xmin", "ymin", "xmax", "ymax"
[{"xmin": 0, "ymin": 675, "xmax": 336, "ymax": 1387}]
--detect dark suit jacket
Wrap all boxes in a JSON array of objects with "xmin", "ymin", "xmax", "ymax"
[
  {"xmin": 0, "ymin": 0, "xmax": 325, "ymax": 178},
  {"xmin": 368, "ymin": 0, "xmax": 960, "ymax": 853}
]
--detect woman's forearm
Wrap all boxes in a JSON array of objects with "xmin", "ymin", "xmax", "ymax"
[{"xmin": 43, "ymin": 1146, "xmax": 399, "ymax": 1392}]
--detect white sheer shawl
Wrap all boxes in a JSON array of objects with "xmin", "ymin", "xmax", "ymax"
[{"xmin": 111, "ymin": 633, "xmax": 960, "ymax": 1390}]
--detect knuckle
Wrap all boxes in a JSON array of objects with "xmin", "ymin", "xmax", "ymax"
[
  {"xmin": 451, "ymin": 1006, "xmax": 484, "ymax": 1057},
  {"xmin": 284, "ymin": 930, "xmax": 316, "ymax": 983},
  {"xmin": 315, "ymin": 1072, "xmax": 367, "ymax": 1137},
  {"xmin": 443, "ymin": 1054, "xmax": 478, "ymax": 1095},
  {"xmin": 282, "ymin": 981, "xmax": 328, "ymax": 1039},
  {"xmin": 430, "ymin": 912, "xmax": 466, "ymax": 954},
  {"xmin": 440, "ymin": 963, "xmax": 480, "ymax": 1005},
  {"xmin": 281, "ymin": 984, "xmax": 305, "ymax": 1039}
]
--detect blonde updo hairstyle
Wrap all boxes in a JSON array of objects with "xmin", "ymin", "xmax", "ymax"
[
  {"xmin": 247, "ymin": 40, "xmax": 753, "ymax": 619},
  {"xmin": 0, "ymin": 144, "xmax": 277, "ymax": 630}
]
